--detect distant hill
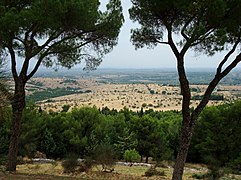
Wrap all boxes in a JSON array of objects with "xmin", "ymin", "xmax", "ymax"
[{"xmin": 34, "ymin": 68, "xmax": 241, "ymax": 85}]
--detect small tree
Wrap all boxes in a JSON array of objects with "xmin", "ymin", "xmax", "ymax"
[
  {"xmin": 0, "ymin": 0, "xmax": 123, "ymax": 171},
  {"xmin": 39, "ymin": 128, "xmax": 56, "ymax": 157},
  {"xmin": 62, "ymin": 153, "xmax": 79, "ymax": 173},
  {"xmin": 61, "ymin": 104, "xmax": 70, "ymax": 113},
  {"xmin": 129, "ymin": 0, "xmax": 241, "ymax": 179},
  {"xmin": 93, "ymin": 143, "xmax": 117, "ymax": 172},
  {"xmin": 123, "ymin": 149, "xmax": 140, "ymax": 166}
]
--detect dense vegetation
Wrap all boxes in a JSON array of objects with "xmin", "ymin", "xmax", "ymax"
[
  {"xmin": 129, "ymin": 0, "xmax": 241, "ymax": 178},
  {"xmin": 0, "ymin": 0, "xmax": 124, "ymax": 171},
  {"xmin": 1, "ymin": 101, "xmax": 241, "ymax": 173},
  {"xmin": 26, "ymin": 88, "xmax": 91, "ymax": 102}
]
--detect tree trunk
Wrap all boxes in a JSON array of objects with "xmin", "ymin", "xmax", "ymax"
[
  {"xmin": 145, "ymin": 156, "xmax": 149, "ymax": 163},
  {"xmin": 6, "ymin": 80, "xmax": 25, "ymax": 171},
  {"xmin": 172, "ymin": 117, "xmax": 195, "ymax": 180}
]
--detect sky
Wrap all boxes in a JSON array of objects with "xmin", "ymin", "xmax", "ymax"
[{"xmin": 98, "ymin": 0, "xmax": 240, "ymax": 69}]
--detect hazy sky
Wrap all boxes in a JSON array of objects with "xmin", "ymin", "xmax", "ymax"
[{"xmin": 98, "ymin": 0, "xmax": 240, "ymax": 69}]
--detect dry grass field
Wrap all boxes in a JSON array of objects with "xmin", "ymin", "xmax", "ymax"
[
  {"xmin": 1, "ymin": 162, "xmax": 241, "ymax": 180},
  {"xmin": 26, "ymin": 77, "xmax": 241, "ymax": 112},
  {"xmin": 4, "ymin": 74, "xmax": 240, "ymax": 112}
]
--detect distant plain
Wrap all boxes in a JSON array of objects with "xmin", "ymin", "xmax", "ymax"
[{"xmin": 12, "ymin": 68, "xmax": 241, "ymax": 112}]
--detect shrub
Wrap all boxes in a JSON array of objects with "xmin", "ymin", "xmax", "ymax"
[
  {"xmin": 77, "ymin": 158, "xmax": 94, "ymax": 173},
  {"xmin": 0, "ymin": 155, "xmax": 7, "ymax": 166},
  {"xmin": 62, "ymin": 154, "xmax": 78, "ymax": 173},
  {"xmin": 142, "ymin": 103, "xmax": 147, "ymax": 108},
  {"xmin": 145, "ymin": 166, "xmax": 165, "ymax": 177},
  {"xmin": 93, "ymin": 144, "xmax": 117, "ymax": 172},
  {"xmin": 150, "ymin": 90, "xmax": 155, "ymax": 94},
  {"xmin": 39, "ymin": 128, "xmax": 56, "ymax": 157},
  {"xmin": 61, "ymin": 104, "xmax": 70, "ymax": 112},
  {"xmin": 191, "ymin": 173, "xmax": 207, "ymax": 179},
  {"xmin": 209, "ymin": 167, "xmax": 229, "ymax": 180},
  {"xmin": 161, "ymin": 91, "xmax": 166, "ymax": 95},
  {"xmin": 123, "ymin": 149, "xmax": 140, "ymax": 164},
  {"xmin": 229, "ymin": 154, "xmax": 241, "ymax": 171}
]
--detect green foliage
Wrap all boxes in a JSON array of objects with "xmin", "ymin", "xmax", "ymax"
[
  {"xmin": 2, "ymin": 101, "xmax": 241, "ymax": 173},
  {"xmin": 189, "ymin": 101, "xmax": 241, "ymax": 171},
  {"xmin": 206, "ymin": 166, "xmax": 225, "ymax": 180},
  {"xmin": 0, "ymin": 0, "xmax": 124, "ymax": 70},
  {"xmin": 150, "ymin": 90, "xmax": 155, "ymax": 94},
  {"xmin": 19, "ymin": 103, "xmax": 45, "ymax": 157},
  {"xmin": 26, "ymin": 88, "xmax": 80, "ymax": 102},
  {"xmin": 129, "ymin": 112, "xmax": 180, "ymax": 163},
  {"xmin": 114, "ymin": 128, "xmax": 138, "ymax": 157},
  {"xmin": 142, "ymin": 103, "xmax": 147, "ymax": 108},
  {"xmin": 66, "ymin": 107, "xmax": 102, "ymax": 155},
  {"xmin": 78, "ymin": 157, "xmax": 95, "ymax": 173},
  {"xmin": 61, "ymin": 104, "xmax": 70, "ymax": 113},
  {"xmin": 231, "ymin": 154, "xmax": 241, "ymax": 171},
  {"xmin": 0, "ymin": 107, "xmax": 11, "ymax": 155},
  {"xmin": 62, "ymin": 154, "xmax": 79, "ymax": 173},
  {"xmin": 92, "ymin": 143, "xmax": 117, "ymax": 172},
  {"xmin": 123, "ymin": 149, "xmax": 140, "ymax": 163},
  {"xmin": 129, "ymin": 0, "xmax": 241, "ymax": 54},
  {"xmin": 191, "ymin": 173, "xmax": 207, "ymax": 179},
  {"xmin": 192, "ymin": 94, "xmax": 224, "ymax": 101},
  {"xmin": 39, "ymin": 128, "xmax": 56, "ymax": 157},
  {"xmin": 0, "ymin": 103, "xmax": 185, "ymax": 167},
  {"xmin": 2, "ymin": 92, "xmax": 241, "ymax": 178}
]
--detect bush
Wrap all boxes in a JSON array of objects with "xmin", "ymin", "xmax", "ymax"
[
  {"xmin": 0, "ymin": 155, "xmax": 7, "ymax": 166},
  {"xmin": 62, "ymin": 154, "xmax": 79, "ymax": 173},
  {"xmin": 93, "ymin": 144, "xmax": 117, "ymax": 172},
  {"xmin": 77, "ymin": 158, "xmax": 94, "ymax": 173},
  {"xmin": 123, "ymin": 149, "xmax": 140, "ymax": 163},
  {"xmin": 197, "ymin": 166, "xmax": 228, "ymax": 180},
  {"xmin": 191, "ymin": 173, "xmax": 207, "ymax": 179},
  {"xmin": 145, "ymin": 166, "xmax": 166, "ymax": 177},
  {"xmin": 230, "ymin": 154, "xmax": 241, "ymax": 171}
]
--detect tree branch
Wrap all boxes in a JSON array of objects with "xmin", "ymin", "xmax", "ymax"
[
  {"xmin": 19, "ymin": 57, "xmax": 30, "ymax": 81},
  {"xmin": 167, "ymin": 27, "xmax": 179, "ymax": 58},
  {"xmin": 26, "ymin": 57, "xmax": 43, "ymax": 81},
  {"xmin": 26, "ymin": 34, "xmax": 103, "ymax": 80},
  {"xmin": 166, "ymin": 25, "xmax": 191, "ymax": 113},
  {"xmin": 192, "ymin": 52, "xmax": 241, "ymax": 121},
  {"xmin": 181, "ymin": 29, "xmax": 214, "ymax": 56},
  {"xmin": 13, "ymin": 37, "xmax": 25, "ymax": 44},
  {"xmin": 7, "ymin": 44, "xmax": 18, "ymax": 81},
  {"xmin": 31, "ymin": 30, "xmax": 65, "ymax": 57},
  {"xmin": 155, "ymin": 40, "xmax": 169, "ymax": 45},
  {"xmin": 181, "ymin": 17, "xmax": 194, "ymax": 41},
  {"xmin": 190, "ymin": 29, "xmax": 215, "ymax": 47},
  {"xmin": 217, "ymin": 38, "xmax": 240, "ymax": 74}
]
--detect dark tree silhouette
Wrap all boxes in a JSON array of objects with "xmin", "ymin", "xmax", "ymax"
[
  {"xmin": 0, "ymin": 0, "xmax": 123, "ymax": 171},
  {"xmin": 129, "ymin": 0, "xmax": 241, "ymax": 179}
]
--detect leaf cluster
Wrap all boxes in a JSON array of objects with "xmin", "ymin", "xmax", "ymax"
[
  {"xmin": 0, "ymin": 0, "xmax": 124, "ymax": 72},
  {"xmin": 2, "ymin": 101, "xmax": 241, "ymax": 171},
  {"xmin": 129, "ymin": 0, "xmax": 241, "ymax": 55},
  {"xmin": 189, "ymin": 101, "xmax": 241, "ymax": 171}
]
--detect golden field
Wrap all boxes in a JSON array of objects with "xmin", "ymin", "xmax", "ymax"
[{"xmin": 21, "ymin": 77, "xmax": 241, "ymax": 112}]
